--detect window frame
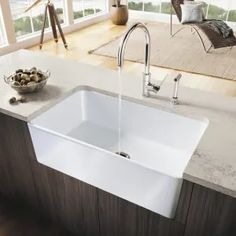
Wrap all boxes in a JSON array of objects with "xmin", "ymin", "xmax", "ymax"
[
  {"xmin": 10, "ymin": 0, "xmax": 67, "ymax": 41},
  {"xmin": 127, "ymin": 0, "xmax": 236, "ymax": 27},
  {"xmin": 73, "ymin": 0, "xmax": 109, "ymax": 23},
  {"xmin": 0, "ymin": 5, "xmax": 7, "ymax": 47},
  {"xmin": 0, "ymin": 0, "xmax": 110, "ymax": 55}
]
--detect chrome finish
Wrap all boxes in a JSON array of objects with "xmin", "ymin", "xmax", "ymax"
[
  {"xmin": 143, "ymin": 73, "xmax": 161, "ymax": 96},
  {"xmin": 171, "ymin": 73, "xmax": 182, "ymax": 105},
  {"xmin": 118, "ymin": 22, "xmax": 181, "ymax": 103},
  {"xmin": 118, "ymin": 22, "xmax": 159, "ymax": 97}
]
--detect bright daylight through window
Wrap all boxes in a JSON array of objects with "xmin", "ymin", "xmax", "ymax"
[
  {"xmin": 73, "ymin": 0, "xmax": 107, "ymax": 20},
  {"xmin": 8, "ymin": 0, "xmax": 108, "ymax": 40},
  {"xmin": 128, "ymin": 0, "xmax": 236, "ymax": 22},
  {"xmin": 0, "ymin": 6, "xmax": 6, "ymax": 46},
  {"xmin": 1, "ymin": 0, "xmax": 236, "ymax": 48},
  {"xmin": 9, "ymin": 0, "xmax": 65, "ymax": 38}
]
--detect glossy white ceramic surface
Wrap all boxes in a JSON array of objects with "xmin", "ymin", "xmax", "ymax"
[{"xmin": 28, "ymin": 89, "xmax": 208, "ymax": 218}]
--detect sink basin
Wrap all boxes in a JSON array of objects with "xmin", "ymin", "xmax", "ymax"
[{"xmin": 28, "ymin": 88, "xmax": 208, "ymax": 218}]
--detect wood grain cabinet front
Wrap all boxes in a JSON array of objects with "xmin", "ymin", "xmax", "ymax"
[
  {"xmin": 97, "ymin": 189, "xmax": 186, "ymax": 236},
  {"xmin": 0, "ymin": 113, "xmax": 38, "ymax": 208},
  {"xmin": 184, "ymin": 184, "xmax": 236, "ymax": 236},
  {"xmin": 30, "ymin": 164, "xmax": 100, "ymax": 236}
]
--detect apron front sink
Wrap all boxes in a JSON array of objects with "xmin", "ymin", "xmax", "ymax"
[{"xmin": 29, "ymin": 88, "xmax": 208, "ymax": 218}]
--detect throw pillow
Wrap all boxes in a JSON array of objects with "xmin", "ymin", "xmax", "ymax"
[
  {"xmin": 184, "ymin": 1, "xmax": 206, "ymax": 19},
  {"xmin": 181, "ymin": 3, "xmax": 204, "ymax": 24}
]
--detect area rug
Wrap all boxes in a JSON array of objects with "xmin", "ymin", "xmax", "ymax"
[{"xmin": 89, "ymin": 22, "xmax": 236, "ymax": 81}]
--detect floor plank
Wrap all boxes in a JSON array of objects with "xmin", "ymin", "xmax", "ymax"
[{"xmin": 29, "ymin": 20, "xmax": 236, "ymax": 97}]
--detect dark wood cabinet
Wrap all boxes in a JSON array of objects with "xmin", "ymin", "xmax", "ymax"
[
  {"xmin": 0, "ymin": 113, "xmax": 38, "ymax": 208},
  {"xmin": 0, "ymin": 113, "xmax": 235, "ymax": 236},
  {"xmin": 184, "ymin": 184, "xmax": 236, "ymax": 236},
  {"xmin": 97, "ymin": 181, "xmax": 193, "ymax": 236},
  {"xmin": 31, "ymin": 164, "xmax": 100, "ymax": 236}
]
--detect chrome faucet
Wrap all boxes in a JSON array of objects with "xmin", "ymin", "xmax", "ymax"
[
  {"xmin": 117, "ymin": 22, "xmax": 182, "ymax": 103},
  {"xmin": 117, "ymin": 22, "xmax": 160, "ymax": 97}
]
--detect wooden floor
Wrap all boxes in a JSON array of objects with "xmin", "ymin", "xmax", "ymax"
[
  {"xmin": 0, "ymin": 196, "xmax": 74, "ymax": 236},
  {"xmin": 29, "ymin": 20, "xmax": 236, "ymax": 97}
]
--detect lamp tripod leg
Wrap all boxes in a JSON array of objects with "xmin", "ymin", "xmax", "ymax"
[
  {"xmin": 51, "ymin": 4, "xmax": 68, "ymax": 49},
  {"xmin": 39, "ymin": 4, "xmax": 48, "ymax": 49},
  {"xmin": 48, "ymin": 3, "xmax": 58, "ymax": 43}
]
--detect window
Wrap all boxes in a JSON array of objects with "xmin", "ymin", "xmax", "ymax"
[
  {"xmin": 208, "ymin": 0, "xmax": 227, "ymax": 20},
  {"xmin": 94, "ymin": 0, "xmax": 107, "ymax": 13},
  {"xmin": 0, "ymin": 7, "xmax": 6, "ymax": 46},
  {"xmin": 145, "ymin": 0, "xmax": 160, "ymax": 13},
  {"xmin": 128, "ymin": 1, "xmax": 172, "ymax": 14},
  {"xmin": 160, "ymin": 1, "xmax": 171, "ymax": 14},
  {"xmin": 9, "ymin": 0, "xmax": 65, "ymax": 39},
  {"xmin": 128, "ymin": 0, "xmax": 236, "ymax": 23},
  {"xmin": 228, "ymin": 1, "xmax": 236, "ymax": 22},
  {"xmin": 73, "ymin": 0, "xmax": 108, "ymax": 20},
  {"xmin": 128, "ymin": 0, "xmax": 143, "ymax": 11},
  {"xmin": 0, "ymin": 0, "xmax": 109, "ymax": 51}
]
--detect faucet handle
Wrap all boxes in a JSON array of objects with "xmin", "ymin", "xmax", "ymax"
[
  {"xmin": 147, "ymin": 82, "xmax": 160, "ymax": 93},
  {"xmin": 148, "ymin": 75, "xmax": 167, "ymax": 92},
  {"xmin": 144, "ymin": 75, "xmax": 167, "ymax": 96}
]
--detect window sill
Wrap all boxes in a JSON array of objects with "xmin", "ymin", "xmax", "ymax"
[{"xmin": 0, "ymin": 12, "xmax": 109, "ymax": 56}]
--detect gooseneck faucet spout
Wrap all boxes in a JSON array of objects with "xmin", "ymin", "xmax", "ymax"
[{"xmin": 118, "ymin": 22, "xmax": 159, "ymax": 97}]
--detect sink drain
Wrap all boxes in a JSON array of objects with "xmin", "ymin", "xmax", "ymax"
[{"xmin": 115, "ymin": 151, "xmax": 131, "ymax": 159}]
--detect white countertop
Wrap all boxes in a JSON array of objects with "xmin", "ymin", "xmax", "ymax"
[{"xmin": 1, "ymin": 49, "xmax": 236, "ymax": 198}]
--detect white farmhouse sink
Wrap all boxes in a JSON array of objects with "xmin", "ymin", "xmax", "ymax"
[{"xmin": 28, "ymin": 89, "xmax": 208, "ymax": 218}]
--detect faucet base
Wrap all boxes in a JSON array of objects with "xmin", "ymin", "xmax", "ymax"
[
  {"xmin": 143, "ymin": 73, "xmax": 151, "ymax": 97},
  {"xmin": 171, "ymin": 97, "xmax": 179, "ymax": 105},
  {"xmin": 143, "ymin": 73, "xmax": 161, "ymax": 97}
]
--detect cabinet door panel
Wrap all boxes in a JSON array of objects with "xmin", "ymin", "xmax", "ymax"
[
  {"xmin": 185, "ymin": 184, "xmax": 236, "ymax": 236},
  {"xmin": 98, "ymin": 188, "xmax": 186, "ymax": 236},
  {"xmin": 0, "ymin": 113, "xmax": 38, "ymax": 208}
]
